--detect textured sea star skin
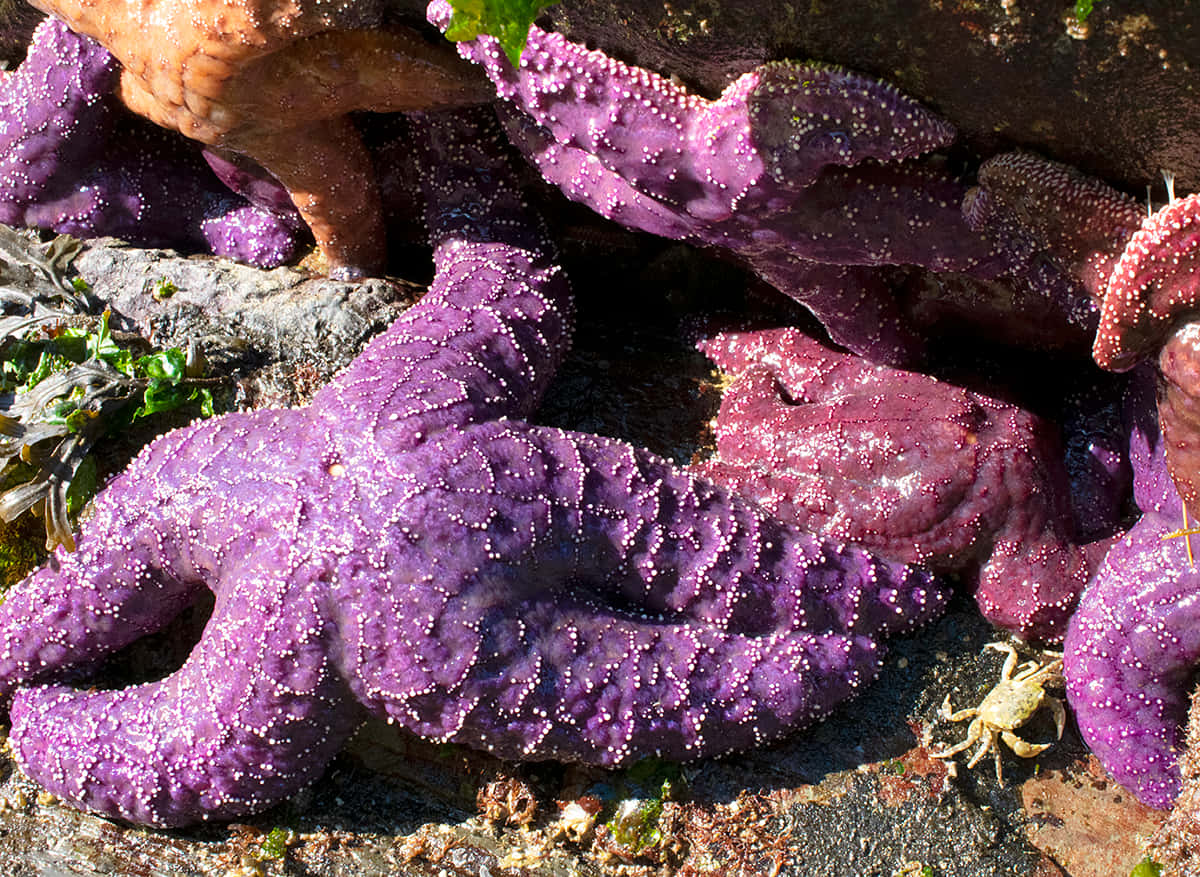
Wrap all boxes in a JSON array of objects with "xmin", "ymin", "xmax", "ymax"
[
  {"xmin": 0, "ymin": 113, "xmax": 945, "ymax": 827},
  {"xmin": 0, "ymin": 18, "xmax": 303, "ymax": 267},
  {"xmin": 1157, "ymin": 322, "xmax": 1200, "ymax": 518},
  {"xmin": 429, "ymin": 1, "xmax": 1010, "ymax": 365},
  {"xmin": 691, "ymin": 326, "xmax": 1089, "ymax": 641},
  {"xmin": 32, "ymin": 0, "xmax": 489, "ymax": 275},
  {"xmin": 1093, "ymin": 191, "xmax": 1200, "ymax": 372},
  {"xmin": 1064, "ymin": 372, "xmax": 1200, "ymax": 809},
  {"xmin": 966, "ymin": 151, "xmax": 1144, "ymax": 306},
  {"xmin": 0, "ymin": 16, "xmax": 116, "ymax": 220},
  {"xmin": 1088, "ymin": 190, "xmax": 1200, "ymax": 518}
]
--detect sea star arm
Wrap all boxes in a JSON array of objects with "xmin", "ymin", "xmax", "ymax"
[
  {"xmin": 213, "ymin": 115, "xmax": 386, "ymax": 279},
  {"xmin": 9, "ymin": 539, "xmax": 363, "ymax": 827},
  {"xmin": 334, "ymin": 419, "xmax": 947, "ymax": 765},
  {"xmin": 494, "ymin": 106, "xmax": 723, "ymax": 239},
  {"xmin": 429, "ymin": 0, "xmax": 953, "ymax": 215},
  {"xmin": 433, "ymin": 4, "xmax": 1011, "ymax": 361},
  {"xmin": 741, "ymin": 260, "xmax": 924, "ymax": 366},
  {"xmin": 198, "ymin": 202, "xmax": 304, "ymax": 268},
  {"xmin": 313, "ymin": 109, "xmax": 574, "ymax": 455},
  {"xmin": 0, "ymin": 17, "xmax": 119, "ymax": 224},
  {"xmin": 0, "ymin": 19, "xmax": 305, "ymax": 267},
  {"xmin": 1094, "ymin": 191, "xmax": 1200, "ymax": 371},
  {"xmin": 1090, "ymin": 192, "xmax": 1200, "ymax": 519},
  {"xmin": 492, "ymin": 90, "xmax": 999, "ymax": 272},
  {"xmin": 175, "ymin": 29, "xmax": 486, "ymax": 275},
  {"xmin": 496, "ymin": 106, "xmax": 978, "ymax": 364},
  {"xmin": 0, "ymin": 409, "xmax": 329, "ymax": 702},
  {"xmin": 1064, "ymin": 503, "xmax": 1200, "ymax": 809},
  {"xmin": 0, "ymin": 491, "xmax": 205, "ymax": 699},
  {"xmin": 0, "ymin": 404, "xmax": 376, "ymax": 827}
]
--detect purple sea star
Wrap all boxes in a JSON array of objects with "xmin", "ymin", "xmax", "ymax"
[
  {"xmin": 691, "ymin": 325, "xmax": 1090, "ymax": 641},
  {"xmin": 0, "ymin": 112, "xmax": 945, "ymax": 827},
  {"xmin": 429, "ymin": 0, "xmax": 1012, "ymax": 365},
  {"xmin": 0, "ymin": 17, "xmax": 304, "ymax": 267},
  {"xmin": 1063, "ymin": 370, "xmax": 1200, "ymax": 810}
]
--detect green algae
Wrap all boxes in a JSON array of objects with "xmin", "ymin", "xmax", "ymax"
[{"xmin": 444, "ymin": 0, "xmax": 559, "ymax": 64}]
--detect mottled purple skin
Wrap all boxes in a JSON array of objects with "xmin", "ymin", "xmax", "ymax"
[
  {"xmin": 0, "ymin": 113, "xmax": 946, "ymax": 827},
  {"xmin": 430, "ymin": 1, "xmax": 1012, "ymax": 364},
  {"xmin": 201, "ymin": 149, "xmax": 303, "ymax": 220},
  {"xmin": 0, "ymin": 15, "xmax": 118, "ymax": 218},
  {"xmin": 1064, "ymin": 370, "xmax": 1200, "ymax": 809},
  {"xmin": 0, "ymin": 18, "xmax": 302, "ymax": 267},
  {"xmin": 199, "ymin": 202, "xmax": 304, "ymax": 268},
  {"xmin": 691, "ymin": 326, "xmax": 1089, "ymax": 641}
]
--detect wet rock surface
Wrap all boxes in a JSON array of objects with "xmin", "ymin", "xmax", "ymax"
[{"xmin": 72, "ymin": 239, "xmax": 420, "ymax": 411}]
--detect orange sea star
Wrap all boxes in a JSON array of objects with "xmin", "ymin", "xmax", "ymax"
[{"xmin": 30, "ymin": 0, "xmax": 490, "ymax": 276}]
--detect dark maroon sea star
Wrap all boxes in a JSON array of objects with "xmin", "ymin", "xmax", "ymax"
[{"xmin": 691, "ymin": 325, "xmax": 1092, "ymax": 641}]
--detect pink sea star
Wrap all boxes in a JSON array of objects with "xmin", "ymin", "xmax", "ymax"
[{"xmin": 1090, "ymin": 190, "xmax": 1200, "ymax": 518}]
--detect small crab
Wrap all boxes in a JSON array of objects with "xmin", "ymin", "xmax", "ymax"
[{"xmin": 931, "ymin": 641, "xmax": 1066, "ymax": 785}]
